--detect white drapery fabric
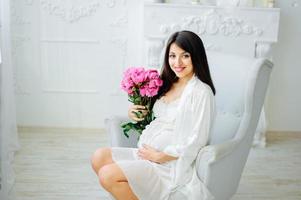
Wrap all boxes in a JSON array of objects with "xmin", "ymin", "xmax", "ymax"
[{"xmin": 0, "ymin": 0, "xmax": 20, "ymax": 198}]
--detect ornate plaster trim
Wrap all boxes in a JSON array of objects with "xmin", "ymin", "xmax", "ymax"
[
  {"xmin": 255, "ymin": 40, "xmax": 275, "ymax": 59},
  {"xmin": 144, "ymin": 35, "xmax": 222, "ymax": 69},
  {"xmin": 40, "ymin": 39, "xmax": 101, "ymax": 44},
  {"xmin": 11, "ymin": 5, "xmax": 31, "ymax": 25},
  {"xmin": 40, "ymin": 0, "xmax": 101, "ymax": 23},
  {"xmin": 40, "ymin": 38, "xmax": 101, "ymax": 94},
  {"xmin": 42, "ymin": 89, "xmax": 98, "ymax": 94},
  {"xmin": 12, "ymin": 35, "xmax": 31, "ymax": 55},
  {"xmin": 109, "ymin": 13, "xmax": 128, "ymax": 27},
  {"xmin": 159, "ymin": 9, "xmax": 263, "ymax": 37},
  {"xmin": 25, "ymin": 0, "xmax": 34, "ymax": 6}
]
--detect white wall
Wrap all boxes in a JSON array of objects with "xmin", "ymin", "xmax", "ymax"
[
  {"xmin": 13, "ymin": 0, "xmax": 144, "ymax": 129},
  {"xmin": 266, "ymin": 0, "xmax": 301, "ymax": 131}
]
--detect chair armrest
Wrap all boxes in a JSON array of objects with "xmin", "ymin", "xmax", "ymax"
[
  {"xmin": 104, "ymin": 115, "xmax": 139, "ymax": 148},
  {"xmin": 196, "ymin": 138, "xmax": 248, "ymax": 199},
  {"xmin": 198, "ymin": 139, "xmax": 240, "ymax": 164},
  {"xmin": 196, "ymin": 139, "xmax": 240, "ymax": 183}
]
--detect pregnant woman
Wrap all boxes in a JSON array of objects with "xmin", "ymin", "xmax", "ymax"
[{"xmin": 91, "ymin": 30, "xmax": 216, "ymax": 200}]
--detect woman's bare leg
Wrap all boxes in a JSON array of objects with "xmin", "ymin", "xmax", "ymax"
[
  {"xmin": 90, "ymin": 147, "xmax": 113, "ymax": 174},
  {"xmin": 98, "ymin": 163, "xmax": 139, "ymax": 200},
  {"xmin": 91, "ymin": 148, "xmax": 138, "ymax": 199}
]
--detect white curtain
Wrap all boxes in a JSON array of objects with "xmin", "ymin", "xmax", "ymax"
[{"xmin": 0, "ymin": 0, "xmax": 20, "ymax": 198}]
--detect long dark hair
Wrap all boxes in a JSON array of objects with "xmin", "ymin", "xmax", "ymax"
[{"xmin": 158, "ymin": 31, "xmax": 215, "ymax": 98}]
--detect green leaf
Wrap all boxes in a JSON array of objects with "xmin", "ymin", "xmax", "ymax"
[
  {"xmin": 133, "ymin": 111, "xmax": 143, "ymax": 119},
  {"xmin": 120, "ymin": 98, "xmax": 157, "ymax": 139}
]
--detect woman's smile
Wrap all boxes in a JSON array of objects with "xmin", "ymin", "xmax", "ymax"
[
  {"xmin": 173, "ymin": 66, "xmax": 186, "ymax": 73},
  {"xmin": 168, "ymin": 43, "xmax": 194, "ymax": 82}
]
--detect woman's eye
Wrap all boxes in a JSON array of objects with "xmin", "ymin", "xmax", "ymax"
[
  {"xmin": 183, "ymin": 54, "xmax": 190, "ymax": 58},
  {"xmin": 169, "ymin": 55, "xmax": 175, "ymax": 58}
]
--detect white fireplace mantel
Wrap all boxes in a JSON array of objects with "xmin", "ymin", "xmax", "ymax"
[{"xmin": 143, "ymin": 3, "xmax": 280, "ymax": 147}]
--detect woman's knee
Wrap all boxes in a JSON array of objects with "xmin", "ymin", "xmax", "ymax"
[
  {"xmin": 90, "ymin": 147, "xmax": 112, "ymax": 172},
  {"xmin": 98, "ymin": 164, "xmax": 116, "ymax": 190}
]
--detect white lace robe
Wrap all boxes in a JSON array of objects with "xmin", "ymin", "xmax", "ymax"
[{"xmin": 163, "ymin": 75, "xmax": 215, "ymax": 200}]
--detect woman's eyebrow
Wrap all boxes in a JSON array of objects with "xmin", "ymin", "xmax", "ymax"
[{"xmin": 169, "ymin": 51, "xmax": 189, "ymax": 54}]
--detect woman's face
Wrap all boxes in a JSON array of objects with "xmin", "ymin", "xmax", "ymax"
[{"xmin": 168, "ymin": 43, "xmax": 194, "ymax": 81}]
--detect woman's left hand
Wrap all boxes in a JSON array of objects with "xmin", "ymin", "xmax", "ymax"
[{"xmin": 137, "ymin": 144, "xmax": 164, "ymax": 164}]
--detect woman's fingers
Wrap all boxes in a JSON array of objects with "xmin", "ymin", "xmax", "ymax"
[
  {"xmin": 137, "ymin": 149, "xmax": 145, "ymax": 159},
  {"xmin": 137, "ymin": 148, "xmax": 149, "ymax": 159},
  {"xmin": 132, "ymin": 105, "xmax": 146, "ymax": 110},
  {"xmin": 132, "ymin": 116, "xmax": 144, "ymax": 121},
  {"xmin": 137, "ymin": 145, "xmax": 160, "ymax": 163},
  {"xmin": 142, "ymin": 144, "xmax": 152, "ymax": 150},
  {"xmin": 128, "ymin": 105, "xmax": 149, "ymax": 122},
  {"xmin": 130, "ymin": 111, "xmax": 144, "ymax": 120},
  {"xmin": 132, "ymin": 110, "xmax": 148, "ymax": 118},
  {"xmin": 140, "ymin": 110, "xmax": 148, "ymax": 115}
]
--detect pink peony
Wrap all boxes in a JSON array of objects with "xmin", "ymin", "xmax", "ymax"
[
  {"xmin": 120, "ymin": 67, "xmax": 163, "ymax": 137},
  {"xmin": 131, "ymin": 68, "xmax": 146, "ymax": 84},
  {"xmin": 146, "ymin": 69, "xmax": 160, "ymax": 80},
  {"xmin": 121, "ymin": 67, "xmax": 162, "ymax": 97},
  {"xmin": 139, "ymin": 85, "xmax": 159, "ymax": 97}
]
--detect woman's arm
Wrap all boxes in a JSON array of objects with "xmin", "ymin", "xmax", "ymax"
[{"xmin": 138, "ymin": 144, "xmax": 178, "ymax": 164}]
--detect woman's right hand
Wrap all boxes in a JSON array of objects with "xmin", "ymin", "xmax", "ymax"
[{"xmin": 128, "ymin": 105, "xmax": 148, "ymax": 122}]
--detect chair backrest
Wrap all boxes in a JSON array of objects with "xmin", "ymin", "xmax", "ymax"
[{"xmin": 206, "ymin": 51, "xmax": 272, "ymax": 145}]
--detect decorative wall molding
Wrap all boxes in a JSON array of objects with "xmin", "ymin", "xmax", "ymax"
[
  {"xmin": 145, "ymin": 37, "xmax": 164, "ymax": 69},
  {"xmin": 41, "ymin": 82, "xmax": 99, "ymax": 94},
  {"xmin": 42, "ymin": 89, "xmax": 98, "ymax": 94},
  {"xmin": 25, "ymin": 0, "xmax": 34, "ymax": 6},
  {"xmin": 40, "ymin": 0, "xmax": 101, "ymax": 23},
  {"xmin": 105, "ymin": 0, "xmax": 116, "ymax": 8},
  {"xmin": 40, "ymin": 39, "xmax": 101, "ymax": 94},
  {"xmin": 11, "ymin": 36, "xmax": 31, "ymax": 56},
  {"xmin": 40, "ymin": 0, "xmax": 125, "ymax": 23},
  {"xmin": 255, "ymin": 40, "xmax": 273, "ymax": 59},
  {"xmin": 40, "ymin": 38, "xmax": 101, "ymax": 44},
  {"xmin": 109, "ymin": 13, "xmax": 128, "ymax": 27},
  {"xmin": 15, "ymin": 81, "xmax": 32, "ymax": 95},
  {"xmin": 144, "ymin": 36, "xmax": 222, "ymax": 69},
  {"xmin": 11, "ymin": 6, "xmax": 31, "ymax": 25},
  {"xmin": 205, "ymin": 43, "xmax": 222, "ymax": 51},
  {"xmin": 121, "ymin": 0, "xmax": 127, "ymax": 6},
  {"xmin": 159, "ymin": 9, "xmax": 264, "ymax": 37},
  {"xmin": 12, "ymin": 0, "xmax": 131, "ymax": 127}
]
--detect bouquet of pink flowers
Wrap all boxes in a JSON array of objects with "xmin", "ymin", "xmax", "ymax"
[{"xmin": 120, "ymin": 67, "xmax": 163, "ymax": 137}]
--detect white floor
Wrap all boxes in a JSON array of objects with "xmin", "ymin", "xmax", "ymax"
[{"xmin": 8, "ymin": 128, "xmax": 301, "ymax": 200}]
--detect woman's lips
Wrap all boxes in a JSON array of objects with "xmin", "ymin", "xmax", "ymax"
[{"xmin": 174, "ymin": 67, "xmax": 185, "ymax": 72}]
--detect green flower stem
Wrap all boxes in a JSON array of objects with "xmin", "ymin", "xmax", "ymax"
[{"xmin": 121, "ymin": 96, "xmax": 156, "ymax": 138}]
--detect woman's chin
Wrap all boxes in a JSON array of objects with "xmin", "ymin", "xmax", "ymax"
[
  {"xmin": 174, "ymin": 71, "xmax": 185, "ymax": 77},
  {"xmin": 175, "ymin": 72, "xmax": 194, "ymax": 81}
]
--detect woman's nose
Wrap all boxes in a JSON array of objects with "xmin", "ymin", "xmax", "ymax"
[{"xmin": 175, "ymin": 56, "xmax": 182, "ymax": 66}]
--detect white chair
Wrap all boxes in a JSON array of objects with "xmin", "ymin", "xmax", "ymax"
[{"xmin": 105, "ymin": 52, "xmax": 273, "ymax": 200}]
